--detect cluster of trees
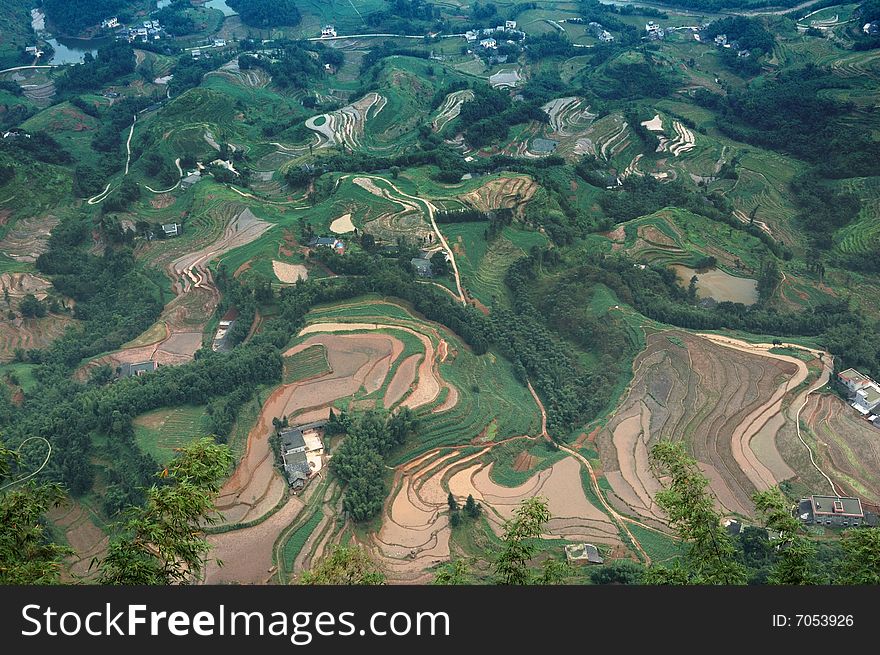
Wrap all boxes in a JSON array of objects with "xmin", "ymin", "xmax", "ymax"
[
  {"xmin": 457, "ymin": 84, "xmax": 548, "ymax": 148},
  {"xmin": 155, "ymin": 3, "xmax": 197, "ymax": 36},
  {"xmin": 364, "ymin": 0, "xmax": 441, "ymax": 35},
  {"xmin": 0, "ymin": 131, "xmax": 71, "ymax": 166},
  {"xmin": 42, "ymin": 0, "xmax": 130, "ymax": 35},
  {"xmin": 168, "ymin": 52, "xmax": 223, "ymax": 97},
  {"xmin": 56, "ymin": 42, "xmax": 135, "ymax": 95},
  {"xmin": 490, "ymin": 255, "xmax": 635, "ymax": 434},
  {"xmin": 329, "ymin": 409, "xmax": 418, "ymax": 521},
  {"xmin": 226, "ymin": 0, "xmax": 301, "ymax": 28},
  {"xmin": 447, "ymin": 492, "xmax": 482, "ymax": 527},
  {"xmin": 698, "ymin": 65, "xmax": 880, "ymax": 177},
  {"xmin": 790, "ymin": 173, "xmax": 861, "ymax": 252},
  {"xmin": 1, "ymin": 435, "xmax": 234, "ymax": 585},
  {"xmin": 706, "ymin": 16, "xmax": 774, "ymax": 54},
  {"xmin": 239, "ymin": 41, "xmax": 333, "ymax": 89}
]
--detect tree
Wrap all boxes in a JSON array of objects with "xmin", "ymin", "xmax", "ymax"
[
  {"xmin": 687, "ymin": 275, "xmax": 698, "ymax": 302},
  {"xmin": 447, "ymin": 492, "xmax": 459, "ymax": 513},
  {"xmin": 19, "ymin": 294, "xmax": 46, "ymax": 318},
  {"xmin": 647, "ymin": 442, "xmax": 747, "ymax": 585},
  {"xmin": 836, "ymin": 528, "xmax": 880, "ymax": 584},
  {"xmin": 97, "ymin": 437, "xmax": 233, "ymax": 585},
  {"xmin": 0, "ymin": 439, "xmax": 73, "ymax": 584},
  {"xmin": 493, "ymin": 496, "xmax": 551, "ymax": 585},
  {"xmin": 590, "ymin": 559, "xmax": 646, "ymax": 585},
  {"xmin": 752, "ymin": 488, "xmax": 820, "ymax": 585},
  {"xmin": 432, "ymin": 559, "xmax": 470, "ymax": 585},
  {"xmin": 464, "ymin": 493, "xmax": 482, "ymax": 518},
  {"xmin": 298, "ymin": 545, "xmax": 385, "ymax": 585}
]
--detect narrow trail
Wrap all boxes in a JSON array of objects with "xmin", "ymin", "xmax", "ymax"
[
  {"xmin": 87, "ymin": 182, "xmax": 112, "ymax": 205},
  {"xmin": 792, "ymin": 352, "xmax": 839, "ymax": 495},
  {"xmin": 526, "ymin": 378, "xmax": 652, "ymax": 564},
  {"xmin": 349, "ymin": 174, "xmax": 467, "ymax": 305},
  {"xmin": 124, "ymin": 115, "xmax": 136, "ymax": 175}
]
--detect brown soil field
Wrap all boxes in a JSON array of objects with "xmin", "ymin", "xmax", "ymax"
[
  {"xmin": 299, "ymin": 322, "xmax": 442, "ymax": 410},
  {"xmin": 369, "ymin": 447, "xmax": 620, "ymax": 583},
  {"xmin": 204, "ymin": 495, "xmax": 305, "ymax": 584},
  {"xmin": 47, "ymin": 499, "xmax": 108, "ymax": 582},
  {"xmin": 0, "ymin": 272, "xmax": 52, "ymax": 299},
  {"xmin": 384, "ymin": 353, "xmax": 421, "ymax": 408},
  {"xmin": 512, "ymin": 450, "xmax": 538, "ymax": 472},
  {"xmin": 213, "ymin": 331, "xmax": 406, "ymax": 531},
  {"xmin": 803, "ymin": 393, "xmax": 880, "ymax": 504},
  {"xmin": 272, "ymin": 261, "xmax": 307, "ymax": 283},
  {"xmin": 0, "ymin": 313, "xmax": 75, "ymax": 362},
  {"xmin": 597, "ymin": 331, "xmax": 813, "ymax": 520}
]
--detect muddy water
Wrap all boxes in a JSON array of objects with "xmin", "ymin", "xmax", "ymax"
[{"xmin": 672, "ymin": 265, "xmax": 758, "ymax": 305}]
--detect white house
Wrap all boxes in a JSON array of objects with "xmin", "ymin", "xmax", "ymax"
[
  {"xmin": 321, "ymin": 25, "xmax": 337, "ymax": 38},
  {"xmin": 838, "ymin": 368, "xmax": 874, "ymax": 394},
  {"xmin": 465, "ymin": 30, "xmax": 478, "ymax": 42},
  {"xmin": 505, "ymin": 20, "xmax": 517, "ymax": 30},
  {"xmin": 853, "ymin": 385, "xmax": 880, "ymax": 415},
  {"xmin": 479, "ymin": 38, "xmax": 497, "ymax": 49},
  {"xmin": 102, "ymin": 17, "xmax": 119, "ymax": 29}
]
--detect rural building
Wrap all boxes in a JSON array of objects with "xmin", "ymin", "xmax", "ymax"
[
  {"xmin": 480, "ymin": 38, "xmax": 498, "ymax": 49},
  {"xmin": 280, "ymin": 427, "xmax": 307, "ymax": 455},
  {"xmin": 321, "ymin": 25, "xmax": 337, "ymax": 38},
  {"xmin": 180, "ymin": 171, "xmax": 201, "ymax": 189},
  {"xmin": 279, "ymin": 422, "xmax": 326, "ymax": 489},
  {"xmin": 863, "ymin": 21, "xmax": 880, "ymax": 35},
  {"xmin": 308, "ymin": 236, "xmax": 345, "ymax": 253},
  {"xmin": 838, "ymin": 368, "xmax": 873, "ymax": 394},
  {"xmin": 599, "ymin": 30, "xmax": 614, "ymax": 43},
  {"xmin": 465, "ymin": 30, "xmax": 478, "ymax": 42},
  {"xmin": 102, "ymin": 17, "xmax": 119, "ymax": 29},
  {"xmin": 162, "ymin": 223, "xmax": 182, "ymax": 238},
  {"xmin": 564, "ymin": 543, "xmax": 604, "ymax": 565},
  {"xmin": 212, "ymin": 307, "xmax": 238, "ymax": 352},
  {"xmin": 837, "ymin": 368, "xmax": 880, "ymax": 415},
  {"xmin": 854, "ymin": 385, "xmax": 880, "ymax": 414},
  {"xmin": 410, "ymin": 257, "xmax": 433, "ymax": 277},
  {"xmin": 646, "ymin": 22, "xmax": 665, "ymax": 40},
  {"xmin": 214, "ymin": 39, "xmax": 227, "ymax": 48},
  {"xmin": 118, "ymin": 361, "xmax": 157, "ymax": 378},
  {"xmin": 506, "ymin": 20, "xmax": 517, "ymax": 30},
  {"xmin": 798, "ymin": 495, "xmax": 864, "ymax": 527},
  {"xmin": 737, "ymin": 49, "xmax": 751, "ymax": 58},
  {"xmin": 25, "ymin": 46, "xmax": 44, "ymax": 57}
]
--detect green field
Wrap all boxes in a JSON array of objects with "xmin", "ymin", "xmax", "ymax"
[
  {"xmin": 279, "ymin": 510, "xmax": 324, "ymax": 574},
  {"xmin": 442, "ymin": 223, "xmax": 548, "ymax": 306},
  {"xmin": 283, "ymin": 344, "xmax": 332, "ymax": 383},
  {"xmin": 133, "ymin": 405, "xmax": 210, "ymax": 464}
]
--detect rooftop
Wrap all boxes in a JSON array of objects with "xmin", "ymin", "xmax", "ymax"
[
  {"xmin": 811, "ymin": 495, "xmax": 864, "ymax": 518},
  {"xmin": 564, "ymin": 543, "xmax": 604, "ymax": 564},
  {"xmin": 280, "ymin": 428, "xmax": 307, "ymax": 452},
  {"xmin": 839, "ymin": 368, "xmax": 871, "ymax": 385}
]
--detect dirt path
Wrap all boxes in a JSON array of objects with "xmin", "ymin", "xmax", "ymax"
[
  {"xmin": 348, "ymin": 175, "xmax": 466, "ymax": 305},
  {"xmin": 791, "ymin": 352, "xmax": 838, "ymax": 495},
  {"xmin": 124, "ymin": 115, "xmax": 136, "ymax": 175},
  {"xmin": 694, "ymin": 333, "xmax": 832, "ymax": 489},
  {"xmin": 527, "ymin": 376, "xmax": 651, "ymax": 563}
]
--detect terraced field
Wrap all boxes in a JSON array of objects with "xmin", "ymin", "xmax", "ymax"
[
  {"xmin": 443, "ymin": 223, "xmax": 548, "ymax": 306},
  {"xmin": 801, "ymin": 393, "xmax": 880, "ymax": 505},
  {"xmin": 596, "ymin": 331, "xmax": 823, "ymax": 522},
  {"xmin": 833, "ymin": 176, "xmax": 880, "ymax": 258}
]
